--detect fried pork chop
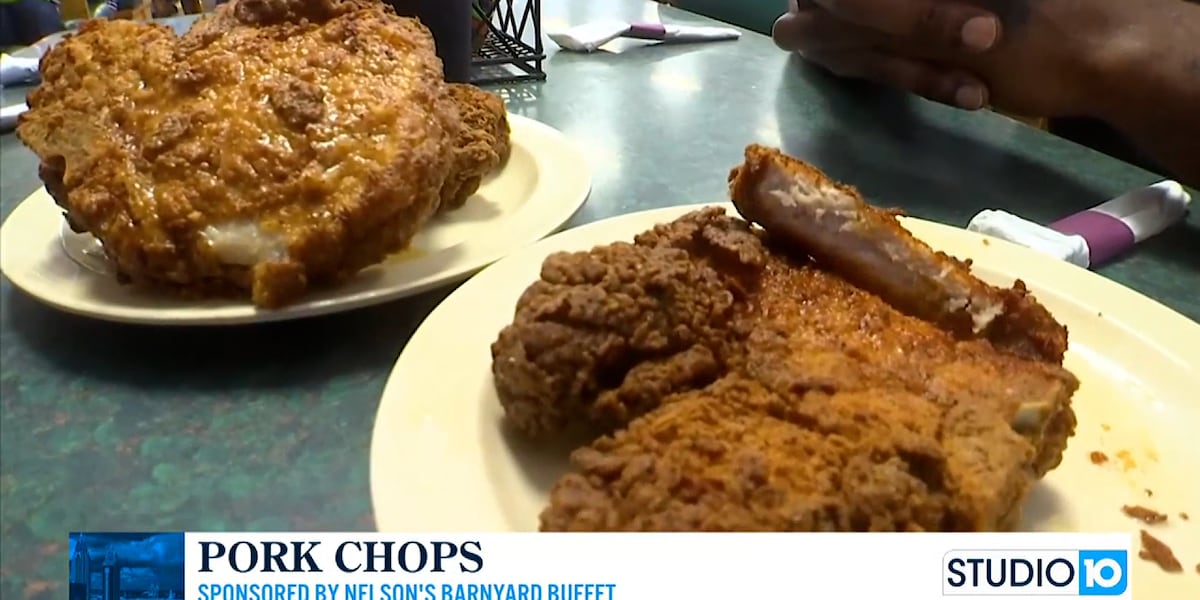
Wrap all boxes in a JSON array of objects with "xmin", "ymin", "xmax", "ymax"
[
  {"xmin": 491, "ymin": 147, "xmax": 1079, "ymax": 532},
  {"xmin": 730, "ymin": 144, "xmax": 1069, "ymax": 364},
  {"xmin": 438, "ymin": 83, "xmax": 512, "ymax": 213},
  {"xmin": 544, "ymin": 376, "xmax": 1036, "ymax": 532},
  {"xmin": 17, "ymin": 0, "xmax": 461, "ymax": 307},
  {"xmin": 540, "ymin": 253, "xmax": 1076, "ymax": 532},
  {"xmin": 490, "ymin": 209, "xmax": 766, "ymax": 436}
]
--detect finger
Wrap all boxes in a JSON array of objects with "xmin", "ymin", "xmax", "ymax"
[
  {"xmin": 773, "ymin": 8, "xmax": 884, "ymax": 54},
  {"xmin": 809, "ymin": 50, "xmax": 990, "ymax": 110},
  {"xmin": 812, "ymin": 0, "xmax": 1001, "ymax": 52}
]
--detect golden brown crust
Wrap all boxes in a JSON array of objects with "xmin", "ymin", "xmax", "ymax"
[
  {"xmin": 491, "ymin": 207, "xmax": 1079, "ymax": 532},
  {"xmin": 490, "ymin": 208, "xmax": 766, "ymax": 436},
  {"xmin": 437, "ymin": 83, "xmax": 512, "ymax": 213},
  {"xmin": 532, "ymin": 228, "xmax": 1080, "ymax": 530},
  {"xmin": 729, "ymin": 144, "xmax": 1069, "ymax": 364},
  {"xmin": 18, "ymin": 0, "xmax": 458, "ymax": 308},
  {"xmin": 496, "ymin": 149, "xmax": 1081, "ymax": 532},
  {"xmin": 543, "ymin": 373, "xmax": 1051, "ymax": 532}
]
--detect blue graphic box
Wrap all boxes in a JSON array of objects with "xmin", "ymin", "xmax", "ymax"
[{"xmin": 69, "ymin": 532, "xmax": 185, "ymax": 600}]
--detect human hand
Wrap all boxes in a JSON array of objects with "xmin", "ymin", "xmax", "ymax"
[
  {"xmin": 773, "ymin": 0, "xmax": 1001, "ymax": 109},
  {"xmin": 930, "ymin": 0, "xmax": 1142, "ymax": 119},
  {"xmin": 774, "ymin": 0, "xmax": 1138, "ymax": 119}
]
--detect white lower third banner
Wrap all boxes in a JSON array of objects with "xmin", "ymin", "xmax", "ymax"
[{"xmin": 182, "ymin": 532, "xmax": 1132, "ymax": 600}]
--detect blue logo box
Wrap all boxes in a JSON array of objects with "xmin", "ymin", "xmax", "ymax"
[{"xmin": 70, "ymin": 532, "xmax": 186, "ymax": 600}]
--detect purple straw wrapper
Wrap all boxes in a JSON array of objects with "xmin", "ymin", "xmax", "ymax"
[
  {"xmin": 627, "ymin": 23, "xmax": 667, "ymax": 38},
  {"xmin": 1049, "ymin": 210, "xmax": 1135, "ymax": 267}
]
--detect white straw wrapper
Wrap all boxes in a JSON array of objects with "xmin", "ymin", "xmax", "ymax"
[
  {"xmin": 549, "ymin": 21, "xmax": 740, "ymax": 53},
  {"xmin": 968, "ymin": 210, "xmax": 1091, "ymax": 268},
  {"xmin": 967, "ymin": 181, "xmax": 1192, "ymax": 269}
]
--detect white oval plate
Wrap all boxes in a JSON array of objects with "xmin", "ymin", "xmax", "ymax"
[
  {"xmin": 0, "ymin": 115, "xmax": 591, "ymax": 325},
  {"xmin": 370, "ymin": 203, "xmax": 1200, "ymax": 596}
]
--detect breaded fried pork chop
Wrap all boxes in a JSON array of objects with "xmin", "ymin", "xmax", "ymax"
[
  {"xmin": 17, "ymin": 0, "xmax": 459, "ymax": 307},
  {"xmin": 492, "ymin": 146, "xmax": 1080, "ymax": 532},
  {"xmin": 438, "ymin": 84, "xmax": 512, "ymax": 213},
  {"xmin": 541, "ymin": 258, "xmax": 1077, "ymax": 532},
  {"xmin": 542, "ymin": 370, "xmax": 1060, "ymax": 532},
  {"xmin": 491, "ymin": 208, "xmax": 767, "ymax": 436},
  {"xmin": 730, "ymin": 144, "xmax": 1068, "ymax": 364}
]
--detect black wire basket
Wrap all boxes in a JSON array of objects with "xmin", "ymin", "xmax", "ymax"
[{"xmin": 470, "ymin": 0, "xmax": 546, "ymax": 85}]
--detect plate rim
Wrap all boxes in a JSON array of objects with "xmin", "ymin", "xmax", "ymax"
[
  {"xmin": 369, "ymin": 201, "xmax": 1200, "ymax": 531},
  {"xmin": 0, "ymin": 114, "xmax": 592, "ymax": 326}
]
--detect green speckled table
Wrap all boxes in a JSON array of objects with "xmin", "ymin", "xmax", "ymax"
[{"xmin": 2, "ymin": 1, "xmax": 1198, "ymax": 598}]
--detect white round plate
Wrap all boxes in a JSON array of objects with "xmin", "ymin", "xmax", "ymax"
[
  {"xmin": 370, "ymin": 203, "xmax": 1200, "ymax": 595},
  {"xmin": 0, "ymin": 115, "xmax": 591, "ymax": 325}
]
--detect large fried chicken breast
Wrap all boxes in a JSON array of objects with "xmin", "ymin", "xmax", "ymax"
[
  {"xmin": 492, "ymin": 147, "xmax": 1080, "ymax": 532},
  {"xmin": 18, "ymin": 0, "xmax": 461, "ymax": 307}
]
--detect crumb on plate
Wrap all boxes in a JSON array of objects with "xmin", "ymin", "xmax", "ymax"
[
  {"xmin": 1089, "ymin": 451, "xmax": 1108, "ymax": 464},
  {"xmin": 1115, "ymin": 449, "xmax": 1137, "ymax": 471},
  {"xmin": 1138, "ymin": 530, "xmax": 1183, "ymax": 573},
  {"xmin": 1122, "ymin": 505, "xmax": 1167, "ymax": 524}
]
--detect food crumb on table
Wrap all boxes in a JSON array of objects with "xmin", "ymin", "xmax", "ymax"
[
  {"xmin": 1138, "ymin": 530, "xmax": 1183, "ymax": 573},
  {"xmin": 1089, "ymin": 451, "xmax": 1108, "ymax": 464},
  {"xmin": 1122, "ymin": 505, "xmax": 1168, "ymax": 524},
  {"xmin": 1101, "ymin": 423, "xmax": 1111, "ymax": 431},
  {"xmin": 1181, "ymin": 512, "xmax": 1190, "ymax": 521},
  {"xmin": 1145, "ymin": 488, "xmax": 1154, "ymax": 497}
]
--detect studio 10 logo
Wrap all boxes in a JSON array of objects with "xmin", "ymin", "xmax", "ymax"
[{"xmin": 943, "ymin": 550, "xmax": 1129, "ymax": 597}]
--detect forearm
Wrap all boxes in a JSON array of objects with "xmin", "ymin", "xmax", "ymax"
[{"xmin": 1093, "ymin": 1, "xmax": 1200, "ymax": 185}]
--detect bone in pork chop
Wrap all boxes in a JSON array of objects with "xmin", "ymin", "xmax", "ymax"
[{"xmin": 492, "ymin": 147, "xmax": 1079, "ymax": 532}]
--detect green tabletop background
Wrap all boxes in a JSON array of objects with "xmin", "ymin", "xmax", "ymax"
[{"xmin": 1, "ymin": 1, "xmax": 1198, "ymax": 598}]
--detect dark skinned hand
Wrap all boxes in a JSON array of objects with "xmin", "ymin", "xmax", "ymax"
[{"xmin": 772, "ymin": 0, "xmax": 1145, "ymax": 118}]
